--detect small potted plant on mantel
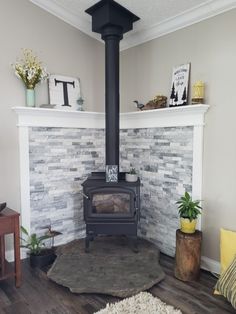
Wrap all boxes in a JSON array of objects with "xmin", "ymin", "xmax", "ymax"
[
  {"xmin": 20, "ymin": 226, "xmax": 56, "ymax": 268},
  {"xmin": 125, "ymin": 167, "xmax": 138, "ymax": 182},
  {"xmin": 176, "ymin": 192, "xmax": 202, "ymax": 234}
]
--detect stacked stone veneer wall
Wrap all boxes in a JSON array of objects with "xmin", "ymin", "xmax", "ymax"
[
  {"xmin": 29, "ymin": 126, "xmax": 193, "ymax": 255},
  {"xmin": 29, "ymin": 127, "xmax": 105, "ymax": 244},
  {"xmin": 120, "ymin": 127, "xmax": 193, "ymax": 256}
]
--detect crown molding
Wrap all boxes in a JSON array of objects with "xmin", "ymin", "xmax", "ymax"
[
  {"xmin": 121, "ymin": 0, "xmax": 236, "ymax": 50},
  {"xmin": 30, "ymin": 0, "xmax": 236, "ymax": 51}
]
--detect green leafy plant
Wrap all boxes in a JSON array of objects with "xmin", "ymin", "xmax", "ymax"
[
  {"xmin": 20, "ymin": 226, "xmax": 51, "ymax": 255},
  {"xmin": 176, "ymin": 192, "xmax": 202, "ymax": 222},
  {"xmin": 129, "ymin": 168, "xmax": 137, "ymax": 175}
]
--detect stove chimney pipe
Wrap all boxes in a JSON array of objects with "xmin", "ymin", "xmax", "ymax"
[{"xmin": 85, "ymin": 0, "xmax": 139, "ymax": 172}]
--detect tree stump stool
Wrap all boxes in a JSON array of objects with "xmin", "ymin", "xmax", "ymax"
[{"xmin": 174, "ymin": 229, "xmax": 202, "ymax": 282}]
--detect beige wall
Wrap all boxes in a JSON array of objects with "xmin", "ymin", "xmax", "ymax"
[
  {"xmin": 121, "ymin": 9, "xmax": 236, "ymax": 261},
  {"xmin": 0, "ymin": 0, "xmax": 104, "ymax": 213}
]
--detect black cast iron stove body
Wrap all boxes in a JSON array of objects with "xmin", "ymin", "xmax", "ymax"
[
  {"xmin": 82, "ymin": 172, "xmax": 140, "ymax": 251},
  {"xmin": 82, "ymin": 0, "xmax": 140, "ymax": 252}
]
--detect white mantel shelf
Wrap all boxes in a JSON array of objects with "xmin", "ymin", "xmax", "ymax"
[{"xmin": 13, "ymin": 104, "xmax": 209, "ymax": 129}]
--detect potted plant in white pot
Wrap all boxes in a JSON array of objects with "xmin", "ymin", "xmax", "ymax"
[
  {"xmin": 176, "ymin": 192, "xmax": 202, "ymax": 234},
  {"xmin": 125, "ymin": 168, "xmax": 138, "ymax": 182},
  {"xmin": 20, "ymin": 226, "xmax": 56, "ymax": 268}
]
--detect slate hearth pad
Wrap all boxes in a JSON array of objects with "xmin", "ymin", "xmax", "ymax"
[{"xmin": 47, "ymin": 237, "xmax": 165, "ymax": 297}]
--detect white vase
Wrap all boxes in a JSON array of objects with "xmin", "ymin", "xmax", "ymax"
[{"xmin": 125, "ymin": 173, "xmax": 138, "ymax": 182}]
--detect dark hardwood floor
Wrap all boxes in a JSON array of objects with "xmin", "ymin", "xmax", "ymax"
[{"xmin": 0, "ymin": 254, "xmax": 234, "ymax": 314}]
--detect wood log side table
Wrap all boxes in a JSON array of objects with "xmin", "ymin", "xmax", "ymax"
[
  {"xmin": 174, "ymin": 229, "xmax": 202, "ymax": 282},
  {"xmin": 0, "ymin": 208, "xmax": 21, "ymax": 287}
]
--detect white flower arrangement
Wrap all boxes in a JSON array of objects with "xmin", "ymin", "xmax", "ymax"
[{"xmin": 12, "ymin": 49, "xmax": 49, "ymax": 89}]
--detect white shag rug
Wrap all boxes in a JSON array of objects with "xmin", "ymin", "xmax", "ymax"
[{"xmin": 95, "ymin": 292, "xmax": 182, "ymax": 314}]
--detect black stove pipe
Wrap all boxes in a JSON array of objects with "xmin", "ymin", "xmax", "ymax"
[
  {"xmin": 85, "ymin": 0, "xmax": 140, "ymax": 172},
  {"xmin": 103, "ymin": 26, "xmax": 122, "ymax": 169}
]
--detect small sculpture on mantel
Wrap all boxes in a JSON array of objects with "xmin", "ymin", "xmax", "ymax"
[
  {"xmin": 77, "ymin": 96, "xmax": 85, "ymax": 111},
  {"xmin": 134, "ymin": 95, "xmax": 167, "ymax": 111},
  {"xmin": 133, "ymin": 100, "xmax": 144, "ymax": 110}
]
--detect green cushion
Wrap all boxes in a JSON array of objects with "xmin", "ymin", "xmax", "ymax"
[{"xmin": 215, "ymin": 255, "xmax": 236, "ymax": 309}]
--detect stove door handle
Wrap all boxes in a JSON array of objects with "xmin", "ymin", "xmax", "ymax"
[{"xmin": 79, "ymin": 191, "xmax": 89, "ymax": 200}]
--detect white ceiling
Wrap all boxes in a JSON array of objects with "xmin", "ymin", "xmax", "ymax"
[{"xmin": 30, "ymin": 0, "xmax": 236, "ymax": 50}]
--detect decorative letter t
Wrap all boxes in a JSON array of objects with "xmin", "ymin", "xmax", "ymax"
[{"xmin": 55, "ymin": 79, "xmax": 75, "ymax": 107}]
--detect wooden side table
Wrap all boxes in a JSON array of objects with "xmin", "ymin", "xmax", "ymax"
[
  {"xmin": 174, "ymin": 229, "xmax": 202, "ymax": 282},
  {"xmin": 0, "ymin": 208, "xmax": 21, "ymax": 287}
]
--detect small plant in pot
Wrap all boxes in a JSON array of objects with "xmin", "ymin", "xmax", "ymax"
[
  {"xmin": 20, "ymin": 226, "xmax": 56, "ymax": 268},
  {"xmin": 176, "ymin": 192, "xmax": 202, "ymax": 234},
  {"xmin": 125, "ymin": 168, "xmax": 138, "ymax": 182}
]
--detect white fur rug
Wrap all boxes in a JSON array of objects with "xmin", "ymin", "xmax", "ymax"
[{"xmin": 95, "ymin": 292, "xmax": 182, "ymax": 314}]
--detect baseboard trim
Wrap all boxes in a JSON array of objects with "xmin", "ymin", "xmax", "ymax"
[{"xmin": 201, "ymin": 256, "xmax": 220, "ymax": 274}]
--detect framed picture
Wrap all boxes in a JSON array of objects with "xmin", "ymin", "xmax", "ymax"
[
  {"xmin": 106, "ymin": 165, "xmax": 118, "ymax": 183},
  {"xmin": 49, "ymin": 74, "xmax": 81, "ymax": 110},
  {"xmin": 169, "ymin": 63, "xmax": 190, "ymax": 107}
]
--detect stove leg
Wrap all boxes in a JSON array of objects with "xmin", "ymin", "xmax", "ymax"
[
  {"xmin": 85, "ymin": 232, "xmax": 95, "ymax": 253},
  {"xmin": 85, "ymin": 235, "xmax": 90, "ymax": 253},
  {"xmin": 131, "ymin": 236, "xmax": 139, "ymax": 253}
]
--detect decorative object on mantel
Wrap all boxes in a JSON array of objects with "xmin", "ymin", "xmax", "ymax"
[
  {"xmin": 94, "ymin": 292, "xmax": 182, "ymax": 314},
  {"xmin": 169, "ymin": 63, "xmax": 190, "ymax": 107},
  {"xmin": 192, "ymin": 81, "xmax": 205, "ymax": 104},
  {"xmin": 39, "ymin": 104, "xmax": 56, "ymax": 109},
  {"xmin": 47, "ymin": 236, "xmax": 165, "ymax": 297},
  {"xmin": 144, "ymin": 95, "xmax": 167, "ymax": 110},
  {"xmin": 49, "ymin": 74, "xmax": 81, "ymax": 110},
  {"xmin": 0, "ymin": 202, "xmax": 7, "ymax": 212},
  {"xmin": 125, "ymin": 168, "xmax": 138, "ymax": 182},
  {"xmin": 134, "ymin": 95, "xmax": 167, "ymax": 111},
  {"xmin": 20, "ymin": 226, "xmax": 56, "ymax": 268},
  {"xmin": 133, "ymin": 100, "xmax": 144, "ymax": 110},
  {"xmin": 12, "ymin": 49, "xmax": 49, "ymax": 107},
  {"xmin": 176, "ymin": 191, "xmax": 202, "ymax": 234},
  {"xmin": 77, "ymin": 96, "xmax": 85, "ymax": 111}
]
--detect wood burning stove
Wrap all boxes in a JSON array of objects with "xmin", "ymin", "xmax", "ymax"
[
  {"xmin": 82, "ymin": 172, "xmax": 140, "ymax": 251},
  {"xmin": 82, "ymin": 0, "xmax": 140, "ymax": 252}
]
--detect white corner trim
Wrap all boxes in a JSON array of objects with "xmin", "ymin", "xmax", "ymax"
[
  {"xmin": 30, "ymin": 0, "xmax": 101, "ymax": 43},
  {"xmin": 192, "ymin": 125, "xmax": 204, "ymax": 230},
  {"xmin": 19, "ymin": 127, "xmax": 31, "ymax": 235},
  {"xmin": 13, "ymin": 105, "xmax": 209, "ymax": 129},
  {"xmin": 122, "ymin": 0, "xmax": 236, "ymax": 50},
  {"xmin": 201, "ymin": 256, "xmax": 220, "ymax": 274}
]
